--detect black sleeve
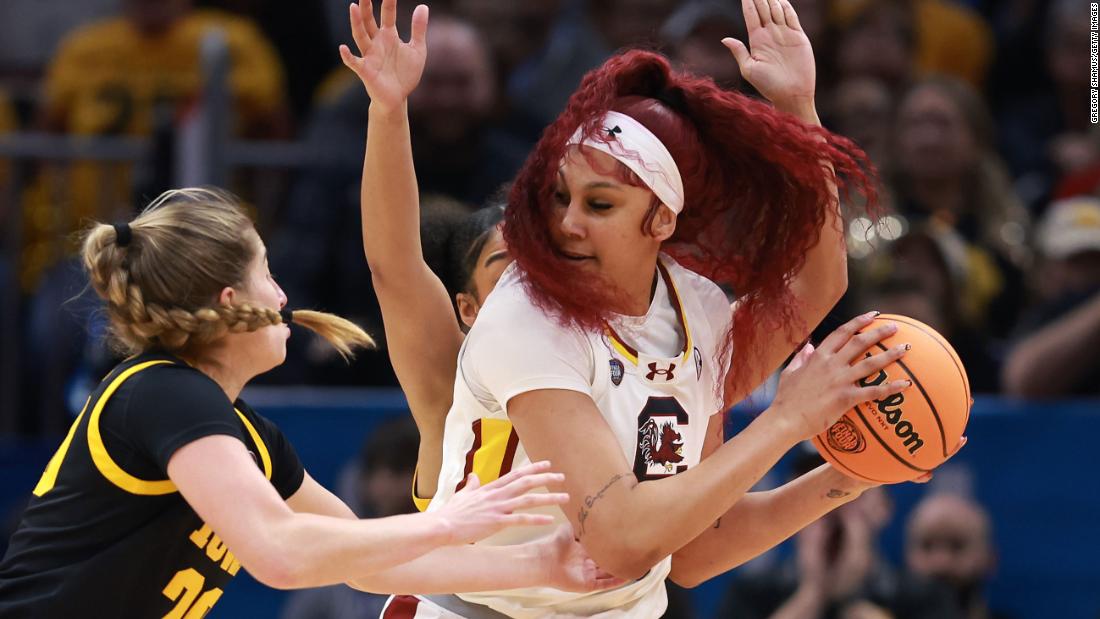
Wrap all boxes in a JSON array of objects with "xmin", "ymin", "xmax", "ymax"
[
  {"xmin": 241, "ymin": 404, "xmax": 306, "ymax": 500},
  {"xmin": 122, "ymin": 365, "xmax": 245, "ymax": 474}
]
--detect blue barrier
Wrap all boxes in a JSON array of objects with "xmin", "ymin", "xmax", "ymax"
[{"xmin": 0, "ymin": 392, "xmax": 1096, "ymax": 618}]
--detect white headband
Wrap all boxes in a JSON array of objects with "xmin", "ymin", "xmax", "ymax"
[{"xmin": 566, "ymin": 111, "xmax": 685, "ymax": 214}]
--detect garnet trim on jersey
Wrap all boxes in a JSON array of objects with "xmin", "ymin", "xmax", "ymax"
[
  {"xmin": 454, "ymin": 419, "xmax": 521, "ymax": 492},
  {"xmin": 604, "ymin": 260, "xmax": 693, "ymax": 368}
]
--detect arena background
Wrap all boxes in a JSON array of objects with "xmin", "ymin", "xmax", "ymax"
[{"xmin": 1, "ymin": 0, "xmax": 1098, "ymax": 617}]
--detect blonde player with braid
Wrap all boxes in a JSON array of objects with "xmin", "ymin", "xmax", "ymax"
[{"xmin": 0, "ymin": 188, "xmax": 619, "ymax": 619}]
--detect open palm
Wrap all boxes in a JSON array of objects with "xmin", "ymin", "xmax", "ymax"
[
  {"xmin": 723, "ymin": 0, "xmax": 816, "ymax": 109},
  {"xmin": 339, "ymin": 0, "xmax": 428, "ymax": 114}
]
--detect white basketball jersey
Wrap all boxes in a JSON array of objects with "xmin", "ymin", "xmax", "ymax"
[{"xmin": 429, "ymin": 256, "xmax": 731, "ymax": 619}]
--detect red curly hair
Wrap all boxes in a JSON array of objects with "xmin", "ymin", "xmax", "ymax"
[{"xmin": 504, "ymin": 50, "xmax": 876, "ymax": 405}]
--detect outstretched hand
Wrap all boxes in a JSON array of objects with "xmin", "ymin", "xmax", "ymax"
[
  {"xmin": 433, "ymin": 461, "xmax": 569, "ymax": 545},
  {"xmin": 723, "ymin": 0, "xmax": 816, "ymax": 113},
  {"xmin": 339, "ymin": 0, "xmax": 428, "ymax": 115},
  {"xmin": 537, "ymin": 525, "xmax": 626, "ymax": 593}
]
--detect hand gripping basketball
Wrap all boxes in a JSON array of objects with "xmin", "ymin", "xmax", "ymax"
[
  {"xmin": 812, "ymin": 314, "xmax": 972, "ymax": 484},
  {"xmin": 767, "ymin": 311, "xmax": 913, "ymax": 443}
]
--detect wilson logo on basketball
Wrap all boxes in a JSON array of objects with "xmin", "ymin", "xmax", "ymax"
[
  {"xmin": 826, "ymin": 417, "xmax": 866, "ymax": 453},
  {"xmin": 858, "ymin": 363, "xmax": 925, "ymax": 455}
]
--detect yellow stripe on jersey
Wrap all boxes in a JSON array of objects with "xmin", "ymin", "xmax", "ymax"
[
  {"xmin": 234, "ymin": 409, "xmax": 272, "ymax": 481},
  {"xmin": 471, "ymin": 418, "xmax": 515, "ymax": 484},
  {"xmin": 663, "ymin": 264, "xmax": 695, "ymax": 367},
  {"xmin": 32, "ymin": 397, "xmax": 91, "ymax": 497},
  {"xmin": 606, "ymin": 260, "xmax": 694, "ymax": 367},
  {"xmin": 411, "ymin": 466, "xmax": 432, "ymax": 512},
  {"xmin": 608, "ymin": 337, "xmax": 639, "ymax": 365},
  {"xmin": 88, "ymin": 360, "xmax": 178, "ymax": 495}
]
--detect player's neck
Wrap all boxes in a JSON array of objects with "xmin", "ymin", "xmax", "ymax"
[{"xmin": 181, "ymin": 348, "xmax": 253, "ymax": 403}]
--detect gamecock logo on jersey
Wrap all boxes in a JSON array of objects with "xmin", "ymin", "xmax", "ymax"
[{"xmin": 633, "ymin": 396, "xmax": 689, "ymax": 480}]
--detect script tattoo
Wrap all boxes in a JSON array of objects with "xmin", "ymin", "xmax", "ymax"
[
  {"xmin": 578, "ymin": 473, "xmax": 629, "ymax": 537},
  {"xmin": 827, "ymin": 488, "xmax": 851, "ymax": 499}
]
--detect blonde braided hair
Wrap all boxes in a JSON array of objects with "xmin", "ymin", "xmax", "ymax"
[{"xmin": 81, "ymin": 188, "xmax": 373, "ymax": 358}]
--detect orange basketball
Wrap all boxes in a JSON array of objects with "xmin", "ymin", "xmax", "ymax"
[{"xmin": 812, "ymin": 314, "xmax": 971, "ymax": 484}]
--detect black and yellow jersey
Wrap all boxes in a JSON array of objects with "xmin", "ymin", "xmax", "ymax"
[{"xmin": 0, "ymin": 352, "xmax": 304, "ymax": 618}]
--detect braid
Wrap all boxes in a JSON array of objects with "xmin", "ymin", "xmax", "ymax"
[{"xmin": 80, "ymin": 189, "xmax": 374, "ymax": 360}]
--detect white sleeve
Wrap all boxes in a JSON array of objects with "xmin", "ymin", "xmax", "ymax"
[{"xmin": 462, "ymin": 290, "xmax": 594, "ymax": 410}]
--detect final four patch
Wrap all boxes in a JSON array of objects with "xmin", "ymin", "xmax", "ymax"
[{"xmin": 609, "ymin": 359, "xmax": 624, "ymax": 386}]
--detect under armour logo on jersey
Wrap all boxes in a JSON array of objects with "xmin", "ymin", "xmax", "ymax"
[
  {"xmin": 694, "ymin": 347, "xmax": 703, "ymax": 377},
  {"xmin": 646, "ymin": 362, "xmax": 676, "ymax": 381},
  {"xmin": 606, "ymin": 125, "xmax": 623, "ymax": 138}
]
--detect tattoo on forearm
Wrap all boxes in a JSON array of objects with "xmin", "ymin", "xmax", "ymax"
[
  {"xmin": 578, "ymin": 473, "xmax": 630, "ymax": 537},
  {"xmin": 827, "ymin": 488, "xmax": 850, "ymax": 499}
]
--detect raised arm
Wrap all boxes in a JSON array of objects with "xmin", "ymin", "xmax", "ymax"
[
  {"xmin": 167, "ymin": 437, "xmax": 567, "ymax": 589},
  {"xmin": 509, "ymin": 314, "xmax": 910, "ymax": 580},
  {"xmin": 723, "ymin": 0, "xmax": 848, "ymax": 402},
  {"xmin": 340, "ymin": 0, "xmax": 464, "ymax": 496}
]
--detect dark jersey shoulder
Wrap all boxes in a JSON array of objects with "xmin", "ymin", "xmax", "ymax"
[{"xmin": 0, "ymin": 352, "xmax": 303, "ymax": 618}]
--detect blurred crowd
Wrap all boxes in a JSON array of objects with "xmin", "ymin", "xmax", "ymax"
[
  {"xmin": 0, "ymin": 0, "xmax": 1098, "ymax": 420},
  {"xmin": 1, "ymin": 1, "xmax": 1096, "ymax": 617},
  {"xmin": 2, "ymin": 0, "xmax": 1099, "ymax": 430}
]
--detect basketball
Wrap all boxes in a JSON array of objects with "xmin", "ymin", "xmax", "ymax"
[{"xmin": 813, "ymin": 314, "xmax": 972, "ymax": 484}]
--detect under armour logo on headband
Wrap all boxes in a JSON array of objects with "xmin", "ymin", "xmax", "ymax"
[{"xmin": 567, "ymin": 111, "xmax": 685, "ymax": 214}]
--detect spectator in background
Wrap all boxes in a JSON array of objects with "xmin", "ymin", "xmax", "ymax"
[
  {"xmin": 19, "ymin": 0, "xmax": 290, "ymax": 431},
  {"xmin": 21, "ymin": 0, "xmax": 289, "ymax": 292},
  {"xmin": 822, "ymin": 77, "xmax": 894, "ymax": 171},
  {"xmin": 853, "ymin": 225, "xmax": 1002, "ymax": 393},
  {"xmin": 660, "ymin": 1, "xmax": 749, "ymax": 92},
  {"xmin": 832, "ymin": 0, "xmax": 918, "ymax": 96},
  {"xmin": 280, "ymin": 417, "xmax": 420, "ymax": 619},
  {"xmin": 196, "ymin": 0, "xmax": 335, "ymax": 126},
  {"xmin": 998, "ymin": 0, "xmax": 1095, "ymax": 210},
  {"xmin": 456, "ymin": 0, "xmax": 577, "ymax": 134},
  {"xmin": 890, "ymin": 77, "xmax": 1031, "ymax": 337},
  {"xmin": 720, "ymin": 450, "xmax": 961, "ymax": 619},
  {"xmin": 833, "ymin": 0, "xmax": 992, "ymax": 88},
  {"xmin": 1003, "ymin": 197, "xmax": 1100, "ymax": 397},
  {"xmin": 905, "ymin": 493, "xmax": 1014, "ymax": 619}
]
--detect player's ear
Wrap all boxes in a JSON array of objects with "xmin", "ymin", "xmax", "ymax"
[
  {"xmin": 218, "ymin": 286, "xmax": 237, "ymax": 306},
  {"xmin": 649, "ymin": 205, "xmax": 677, "ymax": 242},
  {"xmin": 456, "ymin": 292, "xmax": 480, "ymax": 329}
]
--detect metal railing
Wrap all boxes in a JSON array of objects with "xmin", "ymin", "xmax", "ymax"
[{"xmin": 0, "ymin": 30, "xmax": 317, "ymax": 433}]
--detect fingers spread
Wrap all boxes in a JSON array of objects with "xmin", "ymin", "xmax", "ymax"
[
  {"xmin": 780, "ymin": 0, "xmax": 802, "ymax": 31},
  {"xmin": 848, "ymin": 343, "xmax": 908, "ymax": 382},
  {"xmin": 362, "ymin": 0, "xmax": 379, "ymax": 37},
  {"xmin": 338, "ymin": 44, "xmax": 359, "ymax": 70},
  {"xmin": 410, "ymin": 4, "xmax": 429, "ymax": 48},
  {"xmin": 743, "ymin": 0, "xmax": 765, "ymax": 29},
  {"xmin": 821, "ymin": 311, "xmax": 879, "ymax": 354},
  {"xmin": 837, "ymin": 321, "xmax": 898, "ymax": 363},
  {"xmin": 504, "ymin": 492, "xmax": 569, "ymax": 512},
  {"xmin": 492, "ymin": 472, "xmax": 565, "ymax": 498},
  {"xmin": 349, "ymin": 3, "xmax": 372, "ymax": 54},
  {"xmin": 768, "ymin": 0, "xmax": 786, "ymax": 25},
  {"xmin": 381, "ymin": 0, "xmax": 397, "ymax": 29}
]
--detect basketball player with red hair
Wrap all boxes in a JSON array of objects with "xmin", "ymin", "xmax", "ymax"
[{"xmin": 341, "ymin": 0, "xmax": 923, "ymax": 617}]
